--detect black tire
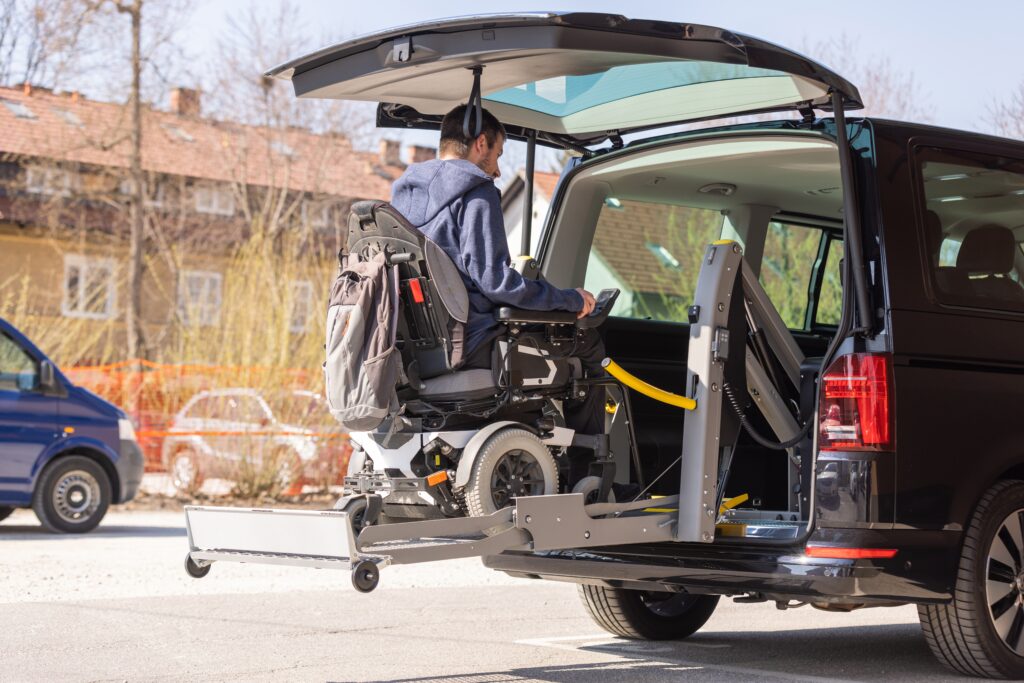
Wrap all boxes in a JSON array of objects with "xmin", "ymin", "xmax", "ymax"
[
  {"xmin": 184, "ymin": 554, "xmax": 211, "ymax": 579},
  {"xmin": 571, "ymin": 475, "xmax": 616, "ymax": 505},
  {"xmin": 32, "ymin": 455, "xmax": 112, "ymax": 534},
  {"xmin": 578, "ymin": 584, "xmax": 719, "ymax": 640},
  {"xmin": 463, "ymin": 428, "xmax": 558, "ymax": 519},
  {"xmin": 0, "ymin": 506, "xmax": 14, "ymax": 523},
  {"xmin": 919, "ymin": 479, "xmax": 1024, "ymax": 678}
]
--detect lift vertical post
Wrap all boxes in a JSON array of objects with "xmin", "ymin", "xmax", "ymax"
[{"xmin": 678, "ymin": 241, "xmax": 744, "ymax": 542}]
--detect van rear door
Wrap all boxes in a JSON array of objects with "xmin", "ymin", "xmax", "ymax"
[{"xmin": 267, "ymin": 12, "xmax": 862, "ymax": 147}]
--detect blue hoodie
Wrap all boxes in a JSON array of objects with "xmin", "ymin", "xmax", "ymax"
[{"xmin": 391, "ymin": 158, "xmax": 583, "ymax": 354}]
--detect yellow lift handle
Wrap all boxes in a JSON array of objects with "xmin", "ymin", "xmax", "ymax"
[{"xmin": 601, "ymin": 358, "xmax": 697, "ymax": 411}]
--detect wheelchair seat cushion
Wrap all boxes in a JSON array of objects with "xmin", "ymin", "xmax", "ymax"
[{"xmin": 420, "ymin": 369, "xmax": 498, "ymax": 401}]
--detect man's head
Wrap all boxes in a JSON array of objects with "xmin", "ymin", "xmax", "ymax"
[{"xmin": 439, "ymin": 104, "xmax": 505, "ymax": 179}]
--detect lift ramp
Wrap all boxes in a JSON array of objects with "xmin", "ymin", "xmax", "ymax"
[
  {"xmin": 184, "ymin": 242, "xmax": 806, "ymax": 592},
  {"xmin": 185, "ymin": 494, "xmax": 678, "ymax": 592}
]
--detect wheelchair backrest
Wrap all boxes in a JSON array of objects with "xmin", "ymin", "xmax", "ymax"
[{"xmin": 347, "ymin": 201, "xmax": 470, "ymax": 381}]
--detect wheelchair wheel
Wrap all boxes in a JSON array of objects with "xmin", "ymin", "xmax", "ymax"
[{"xmin": 463, "ymin": 428, "xmax": 558, "ymax": 519}]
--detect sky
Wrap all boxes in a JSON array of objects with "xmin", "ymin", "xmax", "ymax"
[{"xmin": 180, "ymin": 0, "xmax": 1024, "ymax": 170}]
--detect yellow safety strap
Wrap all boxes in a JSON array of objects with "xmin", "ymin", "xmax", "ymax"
[
  {"xmin": 602, "ymin": 358, "xmax": 696, "ymax": 411},
  {"xmin": 719, "ymin": 493, "xmax": 749, "ymax": 515}
]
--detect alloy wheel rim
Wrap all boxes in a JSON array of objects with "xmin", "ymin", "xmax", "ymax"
[
  {"xmin": 171, "ymin": 454, "xmax": 196, "ymax": 490},
  {"xmin": 986, "ymin": 508, "xmax": 1024, "ymax": 655},
  {"xmin": 52, "ymin": 470, "xmax": 100, "ymax": 523},
  {"xmin": 490, "ymin": 448, "xmax": 545, "ymax": 509},
  {"xmin": 640, "ymin": 591, "xmax": 697, "ymax": 618}
]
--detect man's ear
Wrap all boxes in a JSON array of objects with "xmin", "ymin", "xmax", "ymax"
[{"xmin": 474, "ymin": 133, "xmax": 489, "ymax": 153}]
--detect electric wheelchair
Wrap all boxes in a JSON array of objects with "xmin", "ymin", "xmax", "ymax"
[{"xmin": 336, "ymin": 201, "xmax": 624, "ymax": 526}]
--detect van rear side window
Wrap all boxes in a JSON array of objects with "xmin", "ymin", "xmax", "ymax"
[{"xmin": 915, "ymin": 146, "xmax": 1024, "ymax": 313}]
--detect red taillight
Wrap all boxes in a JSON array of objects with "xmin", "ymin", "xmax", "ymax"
[
  {"xmin": 805, "ymin": 546, "xmax": 898, "ymax": 560},
  {"xmin": 818, "ymin": 353, "xmax": 893, "ymax": 451},
  {"xmin": 408, "ymin": 278, "xmax": 425, "ymax": 304}
]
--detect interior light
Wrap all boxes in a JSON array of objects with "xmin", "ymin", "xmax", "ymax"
[
  {"xmin": 932, "ymin": 173, "xmax": 969, "ymax": 181},
  {"xmin": 935, "ymin": 196, "xmax": 966, "ymax": 203},
  {"xmin": 604, "ymin": 197, "xmax": 623, "ymax": 209}
]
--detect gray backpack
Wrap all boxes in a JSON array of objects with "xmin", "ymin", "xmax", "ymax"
[{"xmin": 323, "ymin": 251, "xmax": 400, "ymax": 431}]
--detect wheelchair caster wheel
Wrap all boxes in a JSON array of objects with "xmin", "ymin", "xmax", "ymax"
[
  {"xmin": 351, "ymin": 560, "xmax": 379, "ymax": 593},
  {"xmin": 185, "ymin": 554, "xmax": 211, "ymax": 579}
]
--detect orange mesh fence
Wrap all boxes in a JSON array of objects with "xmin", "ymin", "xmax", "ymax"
[{"xmin": 63, "ymin": 359, "xmax": 350, "ymax": 486}]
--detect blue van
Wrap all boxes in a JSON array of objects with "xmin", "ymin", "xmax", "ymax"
[{"xmin": 0, "ymin": 317, "xmax": 143, "ymax": 533}]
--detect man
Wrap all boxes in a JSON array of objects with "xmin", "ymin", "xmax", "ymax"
[{"xmin": 390, "ymin": 104, "xmax": 606, "ymax": 472}]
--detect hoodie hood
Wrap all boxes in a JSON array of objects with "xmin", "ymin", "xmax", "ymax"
[{"xmin": 390, "ymin": 158, "xmax": 493, "ymax": 227}]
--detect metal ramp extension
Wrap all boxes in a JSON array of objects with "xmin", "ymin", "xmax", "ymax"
[{"xmin": 185, "ymin": 494, "xmax": 677, "ymax": 592}]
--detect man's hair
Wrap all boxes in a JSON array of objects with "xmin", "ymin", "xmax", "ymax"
[{"xmin": 439, "ymin": 104, "xmax": 506, "ymax": 157}]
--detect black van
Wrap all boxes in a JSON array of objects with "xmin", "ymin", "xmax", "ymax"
[{"xmin": 263, "ymin": 14, "xmax": 1024, "ymax": 677}]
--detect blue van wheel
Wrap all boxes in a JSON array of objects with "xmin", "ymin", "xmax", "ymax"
[{"xmin": 32, "ymin": 455, "xmax": 112, "ymax": 534}]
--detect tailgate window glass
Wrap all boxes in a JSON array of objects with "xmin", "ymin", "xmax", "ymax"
[
  {"xmin": 760, "ymin": 222, "xmax": 824, "ymax": 330},
  {"xmin": 915, "ymin": 147, "xmax": 1024, "ymax": 313},
  {"xmin": 485, "ymin": 61, "xmax": 807, "ymax": 135},
  {"xmin": 0, "ymin": 333, "xmax": 38, "ymax": 392},
  {"xmin": 583, "ymin": 199, "xmax": 723, "ymax": 322}
]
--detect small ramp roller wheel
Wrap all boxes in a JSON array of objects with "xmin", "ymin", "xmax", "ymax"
[
  {"xmin": 351, "ymin": 560, "xmax": 379, "ymax": 593},
  {"xmin": 184, "ymin": 554, "xmax": 211, "ymax": 579}
]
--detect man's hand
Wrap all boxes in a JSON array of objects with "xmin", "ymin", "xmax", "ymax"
[{"xmin": 576, "ymin": 288, "xmax": 596, "ymax": 319}]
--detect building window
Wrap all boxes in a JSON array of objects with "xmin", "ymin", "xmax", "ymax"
[
  {"xmin": 119, "ymin": 178, "xmax": 167, "ymax": 208},
  {"xmin": 1, "ymin": 98, "xmax": 36, "ymax": 119},
  {"xmin": 62, "ymin": 255, "xmax": 116, "ymax": 320},
  {"xmin": 194, "ymin": 184, "xmax": 235, "ymax": 216},
  {"xmin": 290, "ymin": 280, "xmax": 314, "ymax": 333},
  {"xmin": 162, "ymin": 123, "xmax": 194, "ymax": 142},
  {"xmin": 302, "ymin": 200, "xmax": 332, "ymax": 230},
  {"xmin": 51, "ymin": 107, "xmax": 83, "ymax": 127},
  {"xmin": 178, "ymin": 270, "xmax": 222, "ymax": 326},
  {"xmin": 25, "ymin": 166, "xmax": 76, "ymax": 196}
]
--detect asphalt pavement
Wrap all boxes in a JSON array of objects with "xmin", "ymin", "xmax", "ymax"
[{"xmin": 0, "ymin": 508, "xmax": 976, "ymax": 682}]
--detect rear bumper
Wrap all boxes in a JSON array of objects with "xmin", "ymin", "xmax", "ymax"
[
  {"xmin": 116, "ymin": 439, "xmax": 145, "ymax": 503},
  {"xmin": 484, "ymin": 528, "xmax": 959, "ymax": 605}
]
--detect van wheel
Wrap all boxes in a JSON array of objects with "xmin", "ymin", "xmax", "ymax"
[
  {"xmin": 168, "ymin": 448, "xmax": 204, "ymax": 495},
  {"xmin": 463, "ymin": 428, "xmax": 558, "ymax": 521},
  {"xmin": 578, "ymin": 584, "xmax": 719, "ymax": 640},
  {"xmin": 32, "ymin": 455, "xmax": 111, "ymax": 534},
  {"xmin": 919, "ymin": 479, "xmax": 1024, "ymax": 678},
  {"xmin": 0, "ymin": 506, "xmax": 14, "ymax": 523}
]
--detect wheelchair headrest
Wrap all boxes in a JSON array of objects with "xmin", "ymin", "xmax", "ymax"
[{"xmin": 347, "ymin": 201, "xmax": 469, "ymax": 324}]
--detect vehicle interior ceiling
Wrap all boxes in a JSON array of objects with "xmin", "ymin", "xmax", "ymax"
[
  {"xmin": 922, "ymin": 162, "xmax": 1024, "ymax": 276},
  {"xmin": 542, "ymin": 132, "xmax": 844, "ymax": 530}
]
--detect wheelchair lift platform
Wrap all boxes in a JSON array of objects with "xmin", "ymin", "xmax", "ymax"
[
  {"xmin": 184, "ymin": 240, "xmax": 808, "ymax": 592},
  {"xmin": 185, "ymin": 494, "xmax": 677, "ymax": 592}
]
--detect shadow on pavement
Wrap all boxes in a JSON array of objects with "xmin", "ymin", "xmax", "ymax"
[
  {"xmin": 0, "ymin": 523, "xmax": 185, "ymax": 539},
  {"xmin": 353, "ymin": 622, "xmax": 969, "ymax": 683}
]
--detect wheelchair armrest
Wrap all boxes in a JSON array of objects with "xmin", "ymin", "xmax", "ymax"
[{"xmin": 495, "ymin": 307, "xmax": 577, "ymax": 325}]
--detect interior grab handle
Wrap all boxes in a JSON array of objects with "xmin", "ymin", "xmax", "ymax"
[{"xmin": 602, "ymin": 358, "xmax": 696, "ymax": 411}]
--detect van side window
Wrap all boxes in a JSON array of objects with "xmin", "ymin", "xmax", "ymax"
[
  {"xmin": 815, "ymin": 237, "xmax": 844, "ymax": 326},
  {"xmin": 0, "ymin": 333, "xmax": 39, "ymax": 392},
  {"xmin": 583, "ymin": 199, "xmax": 723, "ymax": 322},
  {"xmin": 760, "ymin": 221, "xmax": 830, "ymax": 330},
  {"xmin": 915, "ymin": 146, "xmax": 1024, "ymax": 313}
]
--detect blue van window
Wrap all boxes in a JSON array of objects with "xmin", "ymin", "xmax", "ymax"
[{"xmin": 0, "ymin": 333, "xmax": 39, "ymax": 392}]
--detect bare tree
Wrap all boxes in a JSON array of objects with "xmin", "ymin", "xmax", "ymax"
[
  {"xmin": 988, "ymin": 81, "xmax": 1024, "ymax": 140},
  {"xmin": 0, "ymin": 0, "xmax": 100, "ymax": 87},
  {"xmin": 800, "ymin": 35, "xmax": 932, "ymax": 122}
]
